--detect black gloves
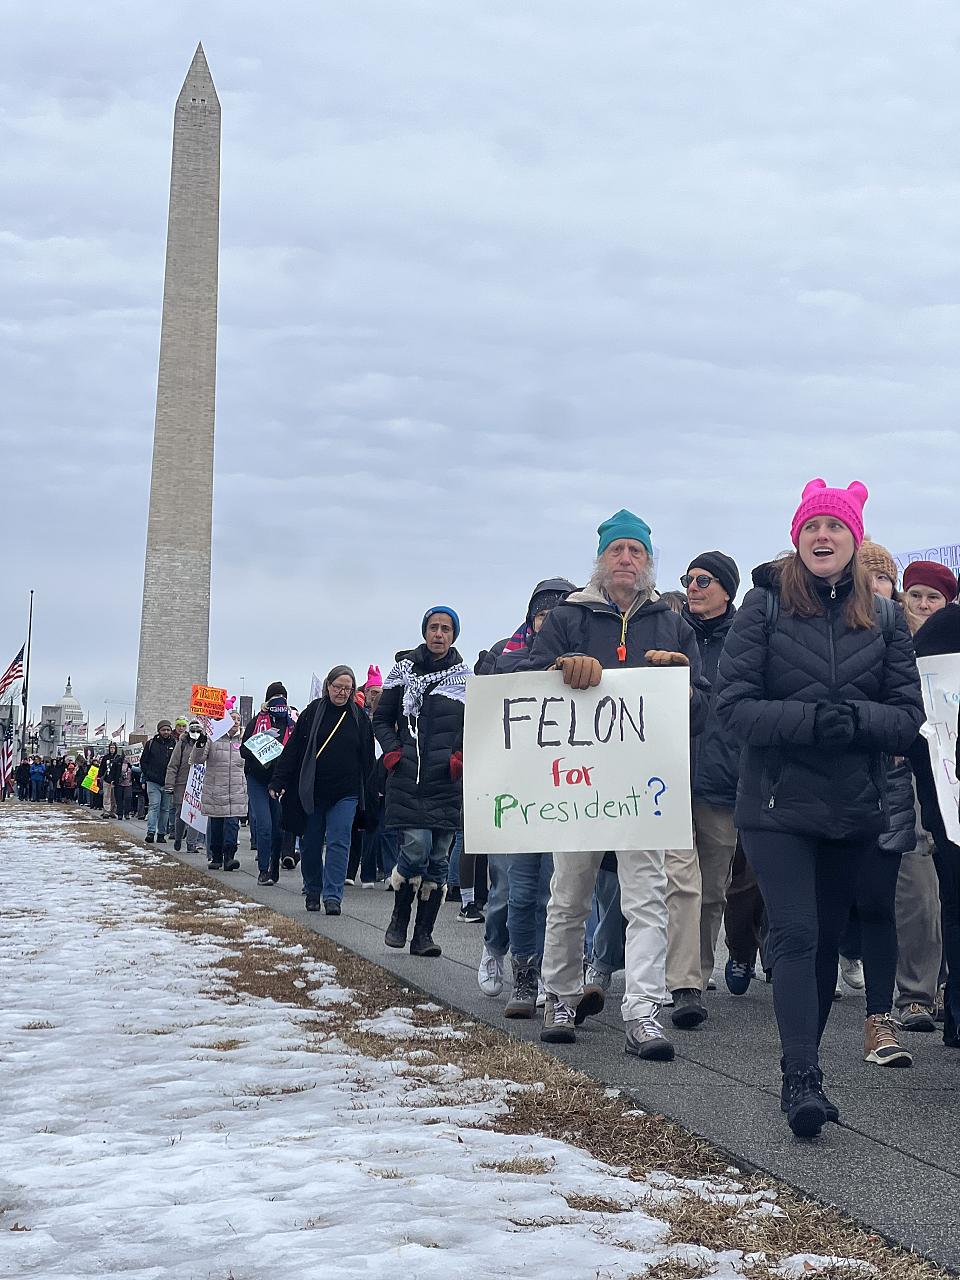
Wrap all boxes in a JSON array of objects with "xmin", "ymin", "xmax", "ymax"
[{"xmin": 814, "ymin": 702, "xmax": 857, "ymax": 747}]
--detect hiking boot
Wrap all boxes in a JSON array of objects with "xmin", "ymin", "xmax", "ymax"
[
  {"xmin": 478, "ymin": 944, "xmax": 505, "ymax": 997},
  {"xmin": 385, "ymin": 878, "xmax": 417, "ymax": 948},
  {"xmin": 257, "ymin": 870, "xmax": 273, "ymax": 886},
  {"xmin": 864, "ymin": 1014, "xmax": 913, "ymax": 1067},
  {"xmin": 625, "ymin": 1010, "xmax": 675, "ymax": 1061},
  {"xmin": 575, "ymin": 987, "xmax": 605, "ymax": 1024},
  {"xmin": 540, "ymin": 995, "xmax": 577, "ymax": 1044},
  {"xmin": 324, "ymin": 899, "xmax": 341, "ymax": 916},
  {"xmin": 207, "ymin": 857, "xmax": 222, "ymax": 871},
  {"xmin": 504, "ymin": 956, "xmax": 539, "ymax": 1019},
  {"xmin": 583, "ymin": 964, "xmax": 612, "ymax": 998},
  {"xmin": 899, "ymin": 1003, "xmax": 936, "ymax": 1032},
  {"xmin": 305, "ymin": 893, "xmax": 321, "ymax": 912},
  {"xmin": 779, "ymin": 1059, "xmax": 838, "ymax": 1123},
  {"xmin": 783, "ymin": 1068, "xmax": 828, "ymax": 1138},
  {"xmin": 725, "ymin": 957, "xmax": 755, "ymax": 996},
  {"xmin": 222, "ymin": 857, "xmax": 240, "ymax": 872},
  {"xmin": 173, "ymin": 838, "xmax": 182, "ymax": 852},
  {"xmin": 144, "ymin": 833, "xmax": 155, "ymax": 844},
  {"xmin": 155, "ymin": 835, "xmax": 167, "ymax": 844},
  {"xmin": 670, "ymin": 988, "xmax": 708, "ymax": 1029},
  {"xmin": 457, "ymin": 902, "xmax": 485, "ymax": 924},
  {"xmin": 410, "ymin": 884, "xmax": 444, "ymax": 956},
  {"xmin": 840, "ymin": 956, "xmax": 865, "ymax": 990}
]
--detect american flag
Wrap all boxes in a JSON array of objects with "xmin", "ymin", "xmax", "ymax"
[
  {"xmin": 0, "ymin": 646, "xmax": 24, "ymax": 700},
  {"xmin": 95, "ymin": 721, "xmax": 106, "ymax": 736},
  {"xmin": 111, "ymin": 720, "xmax": 125, "ymax": 740},
  {"xmin": 0, "ymin": 718, "xmax": 14, "ymax": 795}
]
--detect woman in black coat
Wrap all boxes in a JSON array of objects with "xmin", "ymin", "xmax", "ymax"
[
  {"xmin": 715, "ymin": 479, "xmax": 924, "ymax": 1138},
  {"xmin": 270, "ymin": 665, "xmax": 377, "ymax": 915}
]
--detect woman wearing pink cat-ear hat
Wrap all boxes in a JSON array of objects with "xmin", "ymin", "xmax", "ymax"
[{"xmin": 715, "ymin": 478, "xmax": 925, "ymax": 1139}]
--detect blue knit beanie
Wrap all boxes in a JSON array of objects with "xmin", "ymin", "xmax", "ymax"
[
  {"xmin": 597, "ymin": 510, "xmax": 653, "ymax": 558},
  {"xmin": 422, "ymin": 606, "xmax": 460, "ymax": 642}
]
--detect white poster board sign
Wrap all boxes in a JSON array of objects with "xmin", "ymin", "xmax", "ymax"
[
  {"xmin": 180, "ymin": 763, "xmax": 207, "ymax": 834},
  {"xmin": 917, "ymin": 654, "xmax": 960, "ymax": 845},
  {"xmin": 463, "ymin": 667, "xmax": 693, "ymax": 854},
  {"xmin": 209, "ymin": 711, "xmax": 234, "ymax": 742},
  {"xmin": 245, "ymin": 731, "xmax": 284, "ymax": 766}
]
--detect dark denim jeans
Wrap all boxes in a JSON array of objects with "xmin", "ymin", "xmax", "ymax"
[
  {"xmin": 301, "ymin": 795, "xmax": 359, "ymax": 902},
  {"xmin": 507, "ymin": 851, "xmax": 553, "ymax": 960},
  {"xmin": 590, "ymin": 867, "xmax": 626, "ymax": 975},
  {"xmin": 396, "ymin": 828, "xmax": 455, "ymax": 887},
  {"xmin": 207, "ymin": 816, "xmax": 240, "ymax": 863},
  {"xmin": 247, "ymin": 776, "xmax": 283, "ymax": 873}
]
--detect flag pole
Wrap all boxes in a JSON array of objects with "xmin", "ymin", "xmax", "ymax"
[{"xmin": 20, "ymin": 589, "xmax": 33, "ymax": 755}]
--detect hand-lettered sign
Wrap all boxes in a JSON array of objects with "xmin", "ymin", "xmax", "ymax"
[
  {"xmin": 463, "ymin": 667, "xmax": 693, "ymax": 854},
  {"xmin": 190, "ymin": 684, "xmax": 227, "ymax": 719},
  {"xmin": 244, "ymin": 731, "xmax": 284, "ymax": 766},
  {"xmin": 917, "ymin": 654, "xmax": 960, "ymax": 846},
  {"xmin": 180, "ymin": 763, "xmax": 207, "ymax": 834}
]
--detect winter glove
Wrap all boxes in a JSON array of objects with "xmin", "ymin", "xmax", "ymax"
[
  {"xmin": 644, "ymin": 650, "xmax": 690, "ymax": 666},
  {"xmin": 813, "ymin": 701, "xmax": 857, "ymax": 747},
  {"xmin": 450, "ymin": 750, "xmax": 463, "ymax": 782},
  {"xmin": 554, "ymin": 655, "xmax": 602, "ymax": 689},
  {"xmin": 383, "ymin": 749, "xmax": 403, "ymax": 772}
]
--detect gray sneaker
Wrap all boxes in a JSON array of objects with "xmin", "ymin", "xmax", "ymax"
[
  {"xmin": 583, "ymin": 963, "xmax": 612, "ymax": 994},
  {"xmin": 899, "ymin": 1003, "xmax": 936, "ymax": 1032},
  {"xmin": 625, "ymin": 1009, "xmax": 675, "ymax": 1061},
  {"xmin": 540, "ymin": 994, "xmax": 577, "ymax": 1044},
  {"xmin": 504, "ymin": 956, "xmax": 539, "ymax": 1019}
]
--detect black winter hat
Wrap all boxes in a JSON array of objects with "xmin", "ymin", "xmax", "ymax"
[
  {"xmin": 265, "ymin": 681, "xmax": 288, "ymax": 701},
  {"xmin": 686, "ymin": 552, "xmax": 740, "ymax": 601}
]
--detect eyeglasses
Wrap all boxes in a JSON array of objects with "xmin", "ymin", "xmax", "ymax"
[
  {"xmin": 329, "ymin": 684, "xmax": 353, "ymax": 694},
  {"xmin": 681, "ymin": 573, "xmax": 719, "ymax": 589}
]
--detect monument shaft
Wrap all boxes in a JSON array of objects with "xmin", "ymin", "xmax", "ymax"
[{"xmin": 135, "ymin": 46, "xmax": 220, "ymax": 734}]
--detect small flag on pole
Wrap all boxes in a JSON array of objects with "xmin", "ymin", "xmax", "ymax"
[
  {"xmin": 111, "ymin": 721, "xmax": 125, "ymax": 740},
  {"xmin": 95, "ymin": 721, "xmax": 107, "ymax": 736},
  {"xmin": 0, "ymin": 646, "xmax": 24, "ymax": 700}
]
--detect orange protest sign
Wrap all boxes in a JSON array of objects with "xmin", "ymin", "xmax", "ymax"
[{"xmin": 190, "ymin": 684, "xmax": 228, "ymax": 718}]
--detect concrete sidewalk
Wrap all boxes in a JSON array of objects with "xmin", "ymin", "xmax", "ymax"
[{"xmin": 122, "ymin": 819, "xmax": 960, "ymax": 1272}]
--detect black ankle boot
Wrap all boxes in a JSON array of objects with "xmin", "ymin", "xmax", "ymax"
[
  {"xmin": 385, "ymin": 879, "xmax": 417, "ymax": 948},
  {"xmin": 780, "ymin": 1060, "xmax": 839, "ymax": 1123},
  {"xmin": 410, "ymin": 883, "xmax": 445, "ymax": 957},
  {"xmin": 783, "ymin": 1067, "xmax": 828, "ymax": 1138}
]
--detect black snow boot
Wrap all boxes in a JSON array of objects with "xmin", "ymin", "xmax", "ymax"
[
  {"xmin": 410, "ymin": 883, "xmax": 445, "ymax": 957},
  {"xmin": 385, "ymin": 877, "xmax": 417, "ymax": 949},
  {"xmin": 780, "ymin": 1059, "xmax": 838, "ymax": 1123},
  {"xmin": 782, "ymin": 1067, "xmax": 828, "ymax": 1138}
]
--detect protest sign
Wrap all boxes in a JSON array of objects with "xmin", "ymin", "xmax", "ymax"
[
  {"xmin": 894, "ymin": 542, "xmax": 960, "ymax": 577},
  {"xmin": 180, "ymin": 763, "xmax": 207, "ymax": 834},
  {"xmin": 463, "ymin": 667, "xmax": 693, "ymax": 854},
  {"xmin": 209, "ymin": 711, "xmax": 235, "ymax": 742},
  {"xmin": 80, "ymin": 765, "xmax": 100, "ymax": 794},
  {"xmin": 190, "ymin": 684, "xmax": 227, "ymax": 719},
  {"xmin": 917, "ymin": 654, "xmax": 960, "ymax": 846},
  {"xmin": 244, "ymin": 731, "xmax": 284, "ymax": 766}
]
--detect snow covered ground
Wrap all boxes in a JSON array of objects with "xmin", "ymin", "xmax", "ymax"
[{"xmin": 0, "ymin": 809, "xmax": 867, "ymax": 1279}]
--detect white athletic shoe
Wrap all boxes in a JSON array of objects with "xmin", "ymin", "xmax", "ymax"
[
  {"xmin": 536, "ymin": 975, "xmax": 546, "ymax": 1009},
  {"xmin": 834, "ymin": 965, "xmax": 844, "ymax": 1000},
  {"xmin": 840, "ymin": 956, "xmax": 865, "ymax": 990},
  {"xmin": 478, "ymin": 944, "xmax": 504, "ymax": 997}
]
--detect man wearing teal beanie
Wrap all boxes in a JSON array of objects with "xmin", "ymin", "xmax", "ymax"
[{"xmin": 597, "ymin": 509, "xmax": 654, "ymax": 560}]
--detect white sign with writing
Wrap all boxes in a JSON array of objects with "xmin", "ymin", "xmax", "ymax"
[
  {"xmin": 917, "ymin": 654, "xmax": 960, "ymax": 846},
  {"xmin": 463, "ymin": 667, "xmax": 693, "ymax": 854},
  {"xmin": 245, "ymin": 731, "xmax": 284, "ymax": 766},
  {"xmin": 180, "ymin": 763, "xmax": 207, "ymax": 834},
  {"xmin": 894, "ymin": 543, "xmax": 960, "ymax": 576}
]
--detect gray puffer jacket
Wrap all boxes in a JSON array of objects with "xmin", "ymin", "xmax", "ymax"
[
  {"xmin": 164, "ymin": 733, "xmax": 196, "ymax": 804},
  {"xmin": 192, "ymin": 734, "xmax": 248, "ymax": 818}
]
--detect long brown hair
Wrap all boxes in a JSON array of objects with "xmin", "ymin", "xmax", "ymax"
[{"xmin": 778, "ymin": 553, "xmax": 877, "ymax": 630}]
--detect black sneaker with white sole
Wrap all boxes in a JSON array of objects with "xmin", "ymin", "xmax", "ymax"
[{"xmin": 457, "ymin": 902, "xmax": 485, "ymax": 924}]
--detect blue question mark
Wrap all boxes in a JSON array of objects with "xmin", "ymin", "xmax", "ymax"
[{"xmin": 647, "ymin": 776, "xmax": 667, "ymax": 816}]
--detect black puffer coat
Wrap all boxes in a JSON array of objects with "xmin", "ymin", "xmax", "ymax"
[
  {"xmin": 521, "ymin": 587, "xmax": 709, "ymax": 735},
  {"xmin": 683, "ymin": 603, "xmax": 739, "ymax": 808},
  {"xmin": 879, "ymin": 760, "xmax": 918, "ymax": 854},
  {"xmin": 373, "ymin": 645, "xmax": 467, "ymax": 831},
  {"xmin": 909, "ymin": 602, "xmax": 960, "ymax": 845},
  {"xmin": 715, "ymin": 562, "xmax": 924, "ymax": 839}
]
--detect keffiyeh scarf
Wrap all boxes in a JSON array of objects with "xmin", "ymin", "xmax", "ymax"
[{"xmin": 383, "ymin": 657, "xmax": 471, "ymax": 720}]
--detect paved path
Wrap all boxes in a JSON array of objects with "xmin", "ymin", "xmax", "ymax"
[{"xmin": 121, "ymin": 820, "xmax": 960, "ymax": 1272}]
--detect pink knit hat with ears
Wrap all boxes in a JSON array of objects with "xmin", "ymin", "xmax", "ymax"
[
  {"xmin": 365, "ymin": 664, "xmax": 383, "ymax": 689},
  {"xmin": 790, "ymin": 478, "xmax": 869, "ymax": 548}
]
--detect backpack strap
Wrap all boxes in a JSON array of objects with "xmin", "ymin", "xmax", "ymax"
[
  {"xmin": 876, "ymin": 595, "xmax": 896, "ymax": 644},
  {"xmin": 763, "ymin": 589, "xmax": 780, "ymax": 636}
]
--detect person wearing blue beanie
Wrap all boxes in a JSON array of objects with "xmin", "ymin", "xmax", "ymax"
[
  {"xmin": 597, "ymin": 510, "xmax": 653, "ymax": 559},
  {"xmin": 422, "ymin": 606, "xmax": 460, "ymax": 642}
]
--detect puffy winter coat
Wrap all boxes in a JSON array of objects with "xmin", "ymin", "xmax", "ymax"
[
  {"xmin": 683, "ymin": 603, "xmax": 740, "ymax": 808},
  {"xmin": 373, "ymin": 644, "xmax": 468, "ymax": 831},
  {"xmin": 879, "ymin": 760, "xmax": 918, "ymax": 854},
  {"xmin": 192, "ymin": 734, "xmax": 248, "ymax": 818},
  {"xmin": 164, "ymin": 733, "xmax": 196, "ymax": 803},
  {"xmin": 521, "ymin": 586, "xmax": 709, "ymax": 735},
  {"xmin": 715, "ymin": 562, "xmax": 924, "ymax": 839},
  {"xmin": 140, "ymin": 733, "xmax": 176, "ymax": 786}
]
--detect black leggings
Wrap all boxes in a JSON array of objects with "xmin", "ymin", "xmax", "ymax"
[
  {"xmin": 840, "ymin": 846, "xmax": 903, "ymax": 1016},
  {"xmin": 741, "ymin": 830, "xmax": 871, "ymax": 1071}
]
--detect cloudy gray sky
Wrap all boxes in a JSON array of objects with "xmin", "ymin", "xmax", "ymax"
[{"xmin": 3, "ymin": 1, "xmax": 959, "ymax": 723}]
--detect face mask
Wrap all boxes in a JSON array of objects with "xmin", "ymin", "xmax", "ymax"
[{"xmin": 189, "ymin": 730, "xmax": 200, "ymax": 740}]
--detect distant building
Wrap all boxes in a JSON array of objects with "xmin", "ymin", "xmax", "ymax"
[{"xmin": 38, "ymin": 678, "xmax": 88, "ymax": 758}]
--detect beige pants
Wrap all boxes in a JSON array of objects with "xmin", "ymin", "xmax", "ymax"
[
  {"xmin": 542, "ymin": 849, "xmax": 668, "ymax": 1022},
  {"xmin": 101, "ymin": 781, "xmax": 115, "ymax": 817},
  {"xmin": 666, "ymin": 800, "xmax": 737, "ymax": 993}
]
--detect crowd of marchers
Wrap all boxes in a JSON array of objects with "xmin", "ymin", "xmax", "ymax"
[{"xmin": 10, "ymin": 478, "xmax": 960, "ymax": 1141}]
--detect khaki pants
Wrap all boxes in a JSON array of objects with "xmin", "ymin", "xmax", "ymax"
[
  {"xmin": 543, "ymin": 849, "xmax": 667, "ymax": 1022},
  {"xmin": 666, "ymin": 800, "xmax": 737, "ymax": 993},
  {"xmin": 101, "ymin": 781, "xmax": 115, "ymax": 817},
  {"xmin": 895, "ymin": 843, "xmax": 943, "ymax": 1010}
]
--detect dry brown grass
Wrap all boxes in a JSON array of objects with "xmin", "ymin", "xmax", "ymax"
[
  {"xmin": 56, "ymin": 816, "xmax": 952, "ymax": 1280},
  {"xmin": 20, "ymin": 1021, "xmax": 54, "ymax": 1030},
  {"xmin": 478, "ymin": 1155, "xmax": 554, "ymax": 1175}
]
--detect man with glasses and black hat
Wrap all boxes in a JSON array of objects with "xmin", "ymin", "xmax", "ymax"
[{"xmin": 666, "ymin": 551, "xmax": 742, "ymax": 1028}]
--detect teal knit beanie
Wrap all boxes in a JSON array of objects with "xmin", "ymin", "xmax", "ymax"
[{"xmin": 597, "ymin": 509, "xmax": 653, "ymax": 558}]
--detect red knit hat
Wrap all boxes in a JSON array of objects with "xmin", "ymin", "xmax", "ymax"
[
  {"xmin": 790, "ymin": 478, "xmax": 869, "ymax": 548},
  {"xmin": 902, "ymin": 560, "xmax": 959, "ymax": 602}
]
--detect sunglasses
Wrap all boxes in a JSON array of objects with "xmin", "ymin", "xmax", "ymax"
[{"xmin": 681, "ymin": 573, "xmax": 719, "ymax": 589}]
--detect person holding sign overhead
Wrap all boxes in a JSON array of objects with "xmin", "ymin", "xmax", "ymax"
[
  {"xmin": 716, "ymin": 479, "xmax": 924, "ymax": 1137},
  {"xmin": 521, "ymin": 510, "xmax": 708, "ymax": 1061}
]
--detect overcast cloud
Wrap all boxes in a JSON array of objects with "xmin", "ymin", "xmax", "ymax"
[{"xmin": 3, "ymin": 1, "xmax": 959, "ymax": 721}]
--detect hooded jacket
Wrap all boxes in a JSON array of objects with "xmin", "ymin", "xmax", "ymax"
[
  {"xmin": 475, "ymin": 578, "xmax": 577, "ymax": 677},
  {"xmin": 715, "ymin": 561, "xmax": 924, "ymax": 839},
  {"xmin": 165, "ymin": 732, "xmax": 198, "ymax": 803},
  {"xmin": 373, "ymin": 644, "xmax": 468, "ymax": 831},
  {"xmin": 100, "ymin": 746, "xmax": 123, "ymax": 785},
  {"xmin": 520, "ymin": 585, "xmax": 709, "ymax": 736},
  {"xmin": 682, "ymin": 602, "xmax": 740, "ymax": 808},
  {"xmin": 270, "ymin": 696, "xmax": 377, "ymax": 836}
]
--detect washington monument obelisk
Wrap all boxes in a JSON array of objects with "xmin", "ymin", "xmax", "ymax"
[{"xmin": 134, "ymin": 45, "xmax": 220, "ymax": 735}]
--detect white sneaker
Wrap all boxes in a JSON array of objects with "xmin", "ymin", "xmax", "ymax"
[
  {"xmin": 834, "ymin": 965, "xmax": 844, "ymax": 1000},
  {"xmin": 360, "ymin": 881, "xmax": 376, "ymax": 890},
  {"xmin": 840, "ymin": 956, "xmax": 865, "ymax": 990},
  {"xmin": 583, "ymin": 964, "xmax": 612, "ymax": 994},
  {"xmin": 478, "ymin": 945, "xmax": 504, "ymax": 997},
  {"xmin": 536, "ymin": 975, "xmax": 546, "ymax": 1009}
]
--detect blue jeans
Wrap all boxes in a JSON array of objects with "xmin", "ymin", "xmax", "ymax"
[
  {"xmin": 360, "ymin": 801, "xmax": 398, "ymax": 882},
  {"xmin": 146, "ymin": 781, "xmax": 172, "ymax": 837},
  {"xmin": 301, "ymin": 795, "xmax": 358, "ymax": 902},
  {"xmin": 508, "ymin": 852, "xmax": 553, "ymax": 961},
  {"xmin": 396, "ymin": 828, "xmax": 455, "ymax": 887},
  {"xmin": 590, "ymin": 867, "xmax": 626, "ymax": 975},
  {"xmin": 207, "ymin": 816, "xmax": 240, "ymax": 863},
  {"xmin": 484, "ymin": 855, "xmax": 510, "ymax": 955},
  {"xmin": 247, "ymin": 776, "xmax": 283, "ymax": 873},
  {"xmin": 31, "ymin": 779, "xmax": 45, "ymax": 801}
]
